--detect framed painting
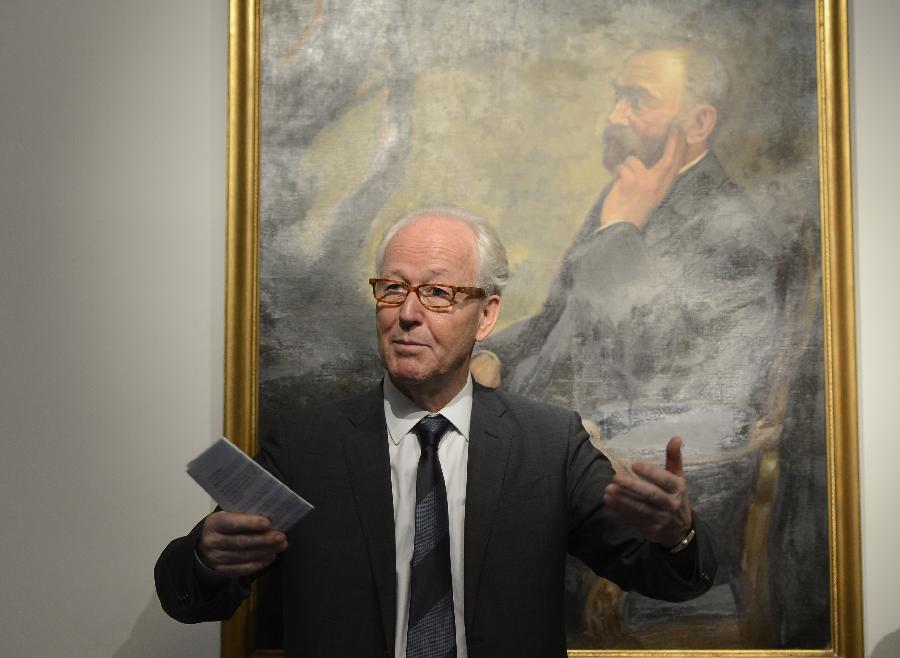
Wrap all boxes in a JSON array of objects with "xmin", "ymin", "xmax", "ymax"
[{"xmin": 222, "ymin": 0, "xmax": 861, "ymax": 655}]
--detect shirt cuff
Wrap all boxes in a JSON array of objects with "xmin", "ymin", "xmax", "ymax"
[{"xmin": 591, "ymin": 219, "xmax": 641, "ymax": 236}]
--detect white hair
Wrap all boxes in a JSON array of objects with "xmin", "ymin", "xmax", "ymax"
[{"xmin": 375, "ymin": 207, "xmax": 509, "ymax": 296}]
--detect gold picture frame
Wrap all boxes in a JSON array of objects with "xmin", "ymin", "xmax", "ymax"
[{"xmin": 222, "ymin": 0, "xmax": 861, "ymax": 655}]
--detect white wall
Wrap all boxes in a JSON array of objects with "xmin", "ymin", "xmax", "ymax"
[
  {"xmin": 0, "ymin": 1, "xmax": 225, "ymax": 656},
  {"xmin": 0, "ymin": 0, "xmax": 897, "ymax": 656},
  {"xmin": 852, "ymin": 1, "xmax": 900, "ymax": 656}
]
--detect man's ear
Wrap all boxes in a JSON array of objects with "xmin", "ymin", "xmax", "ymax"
[
  {"xmin": 475, "ymin": 295, "xmax": 501, "ymax": 342},
  {"xmin": 683, "ymin": 104, "xmax": 717, "ymax": 146}
]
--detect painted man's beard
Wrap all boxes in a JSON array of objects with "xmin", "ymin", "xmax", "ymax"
[{"xmin": 601, "ymin": 124, "xmax": 668, "ymax": 171}]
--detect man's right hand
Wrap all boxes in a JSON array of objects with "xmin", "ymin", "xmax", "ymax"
[
  {"xmin": 197, "ymin": 511, "xmax": 288, "ymax": 578},
  {"xmin": 599, "ymin": 126, "xmax": 688, "ymax": 230}
]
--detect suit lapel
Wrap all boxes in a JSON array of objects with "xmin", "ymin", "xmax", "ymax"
[
  {"xmin": 339, "ymin": 385, "xmax": 397, "ymax": 651},
  {"xmin": 463, "ymin": 385, "xmax": 511, "ymax": 629}
]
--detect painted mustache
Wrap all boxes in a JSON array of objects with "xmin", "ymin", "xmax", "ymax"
[{"xmin": 602, "ymin": 124, "xmax": 668, "ymax": 171}]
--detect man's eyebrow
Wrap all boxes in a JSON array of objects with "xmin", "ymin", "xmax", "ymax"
[
  {"xmin": 384, "ymin": 269, "xmax": 449, "ymax": 282},
  {"xmin": 612, "ymin": 81, "xmax": 659, "ymax": 103}
]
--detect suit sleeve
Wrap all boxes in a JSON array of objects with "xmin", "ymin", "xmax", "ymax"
[
  {"xmin": 564, "ymin": 412, "xmax": 718, "ymax": 602},
  {"xmin": 154, "ymin": 426, "xmax": 291, "ymax": 623},
  {"xmin": 154, "ymin": 518, "xmax": 252, "ymax": 623}
]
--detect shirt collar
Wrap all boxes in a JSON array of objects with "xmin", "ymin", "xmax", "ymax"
[
  {"xmin": 678, "ymin": 149, "xmax": 709, "ymax": 176},
  {"xmin": 383, "ymin": 373, "xmax": 474, "ymax": 446}
]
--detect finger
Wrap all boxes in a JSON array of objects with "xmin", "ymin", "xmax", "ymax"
[
  {"xmin": 665, "ymin": 435, "xmax": 684, "ymax": 477},
  {"xmin": 605, "ymin": 481, "xmax": 657, "ymax": 511},
  {"xmin": 201, "ymin": 533, "xmax": 288, "ymax": 568},
  {"xmin": 619, "ymin": 155, "xmax": 647, "ymax": 177},
  {"xmin": 610, "ymin": 473, "xmax": 680, "ymax": 511},
  {"xmin": 213, "ymin": 556, "xmax": 278, "ymax": 578},
  {"xmin": 651, "ymin": 125, "xmax": 686, "ymax": 178},
  {"xmin": 629, "ymin": 462, "xmax": 684, "ymax": 497},
  {"xmin": 605, "ymin": 485, "xmax": 691, "ymax": 545},
  {"xmin": 604, "ymin": 484, "xmax": 669, "ymax": 523},
  {"xmin": 209, "ymin": 545, "xmax": 286, "ymax": 566},
  {"xmin": 210, "ymin": 512, "xmax": 272, "ymax": 534},
  {"xmin": 207, "ymin": 529, "xmax": 287, "ymax": 551}
]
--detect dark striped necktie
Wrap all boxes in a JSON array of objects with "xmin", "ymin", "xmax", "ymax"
[{"xmin": 407, "ymin": 414, "xmax": 456, "ymax": 658}]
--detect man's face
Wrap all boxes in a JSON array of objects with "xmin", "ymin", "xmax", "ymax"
[
  {"xmin": 375, "ymin": 215, "xmax": 499, "ymax": 402},
  {"xmin": 602, "ymin": 49, "xmax": 687, "ymax": 171}
]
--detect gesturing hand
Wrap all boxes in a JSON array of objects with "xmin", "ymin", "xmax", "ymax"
[
  {"xmin": 197, "ymin": 511, "xmax": 288, "ymax": 577},
  {"xmin": 602, "ymin": 436, "xmax": 693, "ymax": 548},
  {"xmin": 600, "ymin": 126, "xmax": 688, "ymax": 230}
]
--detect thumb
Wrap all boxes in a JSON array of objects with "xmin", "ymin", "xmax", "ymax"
[{"xmin": 665, "ymin": 436, "xmax": 684, "ymax": 477}]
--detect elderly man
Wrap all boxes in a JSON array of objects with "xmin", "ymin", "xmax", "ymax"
[
  {"xmin": 155, "ymin": 210, "xmax": 716, "ymax": 658},
  {"xmin": 480, "ymin": 42, "xmax": 788, "ymax": 642}
]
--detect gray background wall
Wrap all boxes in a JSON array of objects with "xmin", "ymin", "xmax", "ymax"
[{"xmin": 0, "ymin": 0, "xmax": 895, "ymax": 656}]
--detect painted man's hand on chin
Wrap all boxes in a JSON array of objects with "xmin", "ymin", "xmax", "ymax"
[
  {"xmin": 602, "ymin": 435, "xmax": 694, "ymax": 549},
  {"xmin": 600, "ymin": 126, "xmax": 688, "ymax": 231}
]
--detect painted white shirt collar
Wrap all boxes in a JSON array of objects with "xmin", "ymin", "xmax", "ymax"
[{"xmin": 678, "ymin": 148, "xmax": 709, "ymax": 176}]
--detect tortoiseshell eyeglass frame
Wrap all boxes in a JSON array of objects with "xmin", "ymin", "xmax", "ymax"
[{"xmin": 368, "ymin": 278, "xmax": 486, "ymax": 312}]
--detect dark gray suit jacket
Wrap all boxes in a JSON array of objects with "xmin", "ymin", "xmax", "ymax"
[{"xmin": 155, "ymin": 383, "xmax": 716, "ymax": 657}]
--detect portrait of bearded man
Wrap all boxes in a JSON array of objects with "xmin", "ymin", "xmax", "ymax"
[{"xmin": 478, "ymin": 41, "xmax": 817, "ymax": 646}]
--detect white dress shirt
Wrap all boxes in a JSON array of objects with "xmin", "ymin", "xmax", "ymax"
[{"xmin": 383, "ymin": 374, "xmax": 471, "ymax": 658}]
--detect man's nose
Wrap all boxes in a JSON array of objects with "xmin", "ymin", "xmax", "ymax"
[
  {"xmin": 398, "ymin": 289, "xmax": 425, "ymax": 323},
  {"xmin": 607, "ymin": 97, "xmax": 630, "ymax": 126}
]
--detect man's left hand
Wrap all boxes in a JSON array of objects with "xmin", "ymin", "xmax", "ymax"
[{"xmin": 602, "ymin": 436, "xmax": 693, "ymax": 548}]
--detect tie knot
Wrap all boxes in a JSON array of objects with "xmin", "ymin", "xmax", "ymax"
[{"xmin": 413, "ymin": 414, "xmax": 452, "ymax": 449}]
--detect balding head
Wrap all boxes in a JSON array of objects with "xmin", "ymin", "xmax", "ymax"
[
  {"xmin": 376, "ymin": 208, "xmax": 509, "ymax": 297},
  {"xmin": 632, "ymin": 41, "xmax": 731, "ymax": 131}
]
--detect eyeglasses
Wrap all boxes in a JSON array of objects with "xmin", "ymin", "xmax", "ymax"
[{"xmin": 368, "ymin": 278, "xmax": 485, "ymax": 311}]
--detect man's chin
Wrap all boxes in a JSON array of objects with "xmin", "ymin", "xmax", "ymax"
[
  {"xmin": 385, "ymin": 363, "xmax": 430, "ymax": 388},
  {"xmin": 389, "ymin": 372, "xmax": 425, "ymax": 387}
]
